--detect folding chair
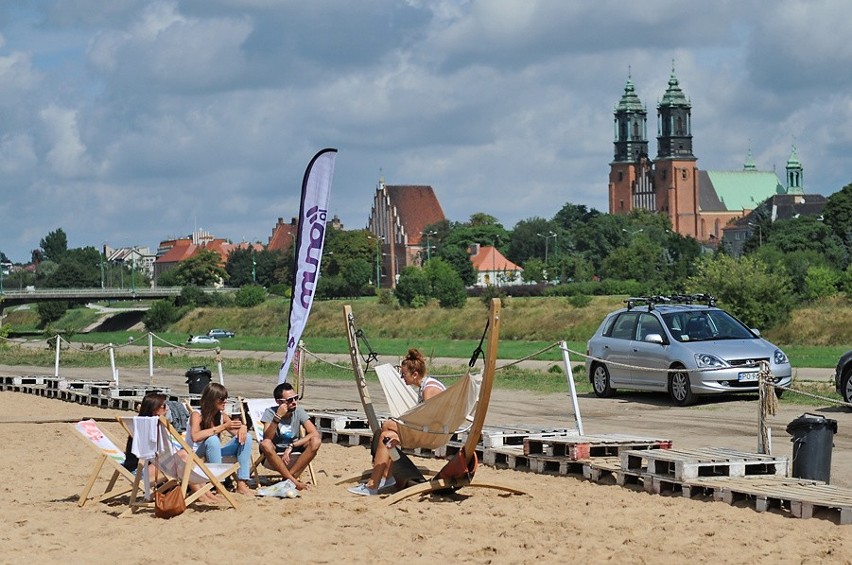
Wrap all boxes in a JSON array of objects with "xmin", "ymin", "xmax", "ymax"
[
  {"xmin": 71, "ymin": 419, "xmax": 137, "ymax": 507},
  {"xmin": 239, "ymin": 398, "xmax": 318, "ymax": 486},
  {"xmin": 117, "ymin": 415, "xmax": 240, "ymax": 515}
]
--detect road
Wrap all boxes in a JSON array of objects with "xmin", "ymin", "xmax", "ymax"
[{"xmin": 2, "ymin": 347, "xmax": 850, "ymax": 488}]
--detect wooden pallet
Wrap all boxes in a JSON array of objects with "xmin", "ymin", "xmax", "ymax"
[
  {"xmin": 621, "ymin": 447, "xmax": 788, "ymax": 482},
  {"xmin": 690, "ymin": 476, "xmax": 852, "ymax": 523},
  {"xmin": 525, "ymin": 433, "xmax": 672, "ymax": 460},
  {"xmin": 314, "ymin": 410, "xmax": 371, "ymax": 432},
  {"xmin": 478, "ymin": 426, "xmax": 574, "ymax": 449},
  {"xmin": 482, "ymin": 446, "xmax": 534, "ymax": 471}
]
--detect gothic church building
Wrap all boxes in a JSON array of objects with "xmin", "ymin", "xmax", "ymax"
[{"xmin": 608, "ymin": 68, "xmax": 801, "ymax": 242}]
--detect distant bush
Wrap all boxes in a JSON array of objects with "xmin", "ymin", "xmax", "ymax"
[
  {"xmin": 235, "ymin": 284, "xmax": 267, "ymax": 308},
  {"xmin": 267, "ymin": 283, "xmax": 289, "ymax": 297},
  {"xmin": 36, "ymin": 301, "xmax": 68, "ymax": 327},
  {"xmin": 804, "ymin": 266, "xmax": 840, "ymax": 301},
  {"xmin": 144, "ymin": 299, "xmax": 178, "ymax": 331},
  {"xmin": 568, "ymin": 294, "xmax": 592, "ymax": 308},
  {"xmin": 377, "ymin": 289, "xmax": 396, "ymax": 306}
]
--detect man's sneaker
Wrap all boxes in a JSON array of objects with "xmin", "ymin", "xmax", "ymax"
[
  {"xmin": 347, "ymin": 483, "xmax": 380, "ymax": 496},
  {"xmin": 378, "ymin": 477, "xmax": 396, "ymax": 491}
]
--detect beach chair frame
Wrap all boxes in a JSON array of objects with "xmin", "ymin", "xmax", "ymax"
[{"xmin": 72, "ymin": 419, "xmax": 137, "ymax": 507}]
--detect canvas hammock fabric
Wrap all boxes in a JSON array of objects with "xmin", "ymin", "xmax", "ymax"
[{"xmin": 374, "ymin": 364, "xmax": 481, "ymax": 450}]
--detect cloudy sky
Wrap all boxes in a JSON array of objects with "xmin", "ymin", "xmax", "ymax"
[{"xmin": 0, "ymin": 0, "xmax": 849, "ymax": 263}]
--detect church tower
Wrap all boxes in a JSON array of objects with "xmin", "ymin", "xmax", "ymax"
[
  {"xmin": 785, "ymin": 145, "xmax": 804, "ymax": 195},
  {"xmin": 608, "ymin": 75, "xmax": 653, "ymax": 214},
  {"xmin": 653, "ymin": 65, "xmax": 699, "ymax": 237}
]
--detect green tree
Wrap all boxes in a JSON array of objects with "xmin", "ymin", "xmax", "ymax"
[
  {"xmin": 425, "ymin": 258, "xmax": 466, "ymax": 308},
  {"xmin": 40, "ymin": 228, "xmax": 68, "ymax": 263},
  {"xmin": 342, "ymin": 258, "xmax": 372, "ymax": 295},
  {"xmin": 36, "ymin": 300, "xmax": 68, "ymax": 326},
  {"xmin": 823, "ymin": 182, "xmax": 852, "ymax": 251},
  {"xmin": 804, "ymin": 266, "xmax": 840, "ymax": 300},
  {"xmin": 173, "ymin": 250, "xmax": 228, "ymax": 287},
  {"xmin": 522, "ymin": 257, "xmax": 546, "ymax": 283},
  {"xmin": 143, "ymin": 299, "xmax": 178, "ymax": 331},
  {"xmin": 438, "ymin": 244, "xmax": 476, "ymax": 287},
  {"xmin": 235, "ymin": 284, "xmax": 267, "ymax": 307},
  {"xmin": 687, "ymin": 254, "xmax": 794, "ymax": 330},
  {"xmin": 394, "ymin": 266, "xmax": 431, "ymax": 308}
]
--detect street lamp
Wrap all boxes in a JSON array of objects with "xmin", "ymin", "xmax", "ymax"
[
  {"xmin": 747, "ymin": 222, "xmax": 762, "ymax": 247},
  {"xmin": 422, "ymin": 230, "xmax": 437, "ymax": 262},
  {"xmin": 536, "ymin": 232, "xmax": 557, "ymax": 263},
  {"xmin": 251, "ymin": 248, "xmax": 257, "ymax": 284},
  {"xmin": 99, "ymin": 252, "xmax": 105, "ymax": 289},
  {"xmin": 367, "ymin": 234, "xmax": 384, "ymax": 290},
  {"xmin": 622, "ymin": 228, "xmax": 644, "ymax": 237}
]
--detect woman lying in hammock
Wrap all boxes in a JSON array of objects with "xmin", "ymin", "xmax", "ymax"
[{"xmin": 348, "ymin": 348, "xmax": 445, "ymax": 496}]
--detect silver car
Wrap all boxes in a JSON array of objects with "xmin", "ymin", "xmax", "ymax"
[{"xmin": 585, "ymin": 297, "xmax": 792, "ymax": 405}]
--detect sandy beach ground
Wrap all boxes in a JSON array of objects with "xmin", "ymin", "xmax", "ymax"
[{"xmin": 1, "ymin": 361, "xmax": 852, "ymax": 563}]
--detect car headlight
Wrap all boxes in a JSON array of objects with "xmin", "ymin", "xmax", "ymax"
[
  {"xmin": 774, "ymin": 349, "xmax": 789, "ymax": 365},
  {"xmin": 695, "ymin": 353, "xmax": 728, "ymax": 368}
]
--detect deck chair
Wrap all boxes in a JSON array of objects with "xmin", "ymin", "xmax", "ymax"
[
  {"xmin": 117, "ymin": 415, "xmax": 239, "ymax": 515},
  {"xmin": 238, "ymin": 398, "xmax": 318, "ymax": 486},
  {"xmin": 72, "ymin": 419, "xmax": 137, "ymax": 507},
  {"xmin": 344, "ymin": 299, "xmax": 526, "ymax": 503}
]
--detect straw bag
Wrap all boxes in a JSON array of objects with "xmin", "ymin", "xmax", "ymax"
[{"xmin": 154, "ymin": 424, "xmax": 186, "ymax": 519}]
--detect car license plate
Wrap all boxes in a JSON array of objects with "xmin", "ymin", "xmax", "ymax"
[{"xmin": 738, "ymin": 372, "xmax": 758, "ymax": 382}]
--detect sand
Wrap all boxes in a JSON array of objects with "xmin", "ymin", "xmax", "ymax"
[{"xmin": 1, "ymin": 387, "xmax": 851, "ymax": 565}]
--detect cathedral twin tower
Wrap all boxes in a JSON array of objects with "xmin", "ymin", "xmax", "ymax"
[{"xmin": 608, "ymin": 68, "xmax": 700, "ymax": 238}]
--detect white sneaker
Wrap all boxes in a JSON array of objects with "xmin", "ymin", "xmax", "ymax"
[{"xmin": 347, "ymin": 483, "xmax": 379, "ymax": 496}]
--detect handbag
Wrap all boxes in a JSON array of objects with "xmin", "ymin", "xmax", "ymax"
[
  {"xmin": 154, "ymin": 483, "xmax": 186, "ymax": 519},
  {"xmin": 154, "ymin": 421, "xmax": 186, "ymax": 519}
]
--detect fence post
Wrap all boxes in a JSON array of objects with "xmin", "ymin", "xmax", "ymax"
[
  {"xmin": 148, "ymin": 332, "xmax": 154, "ymax": 385},
  {"xmin": 54, "ymin": 335, "xmax": 61, "ymax": 377},
  {"xmin": 560, "ymin": 340, "xmax": 584, "ymax": 435},
  {"xmin": 109, "ymin": 343, "xmax": 118, "ymax": 386}
]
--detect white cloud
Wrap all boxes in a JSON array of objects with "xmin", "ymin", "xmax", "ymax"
[{"xmin": 39, "ymin": 105, "xmax": 92, "ymax": 178}]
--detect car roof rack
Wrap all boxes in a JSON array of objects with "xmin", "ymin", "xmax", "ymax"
[{"xmin": 625, "ymin": 293, "xmax": 716, "ymax": 311}]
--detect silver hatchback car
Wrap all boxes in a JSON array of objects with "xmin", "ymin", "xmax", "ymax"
[{"xmin": 585, "ymin": 295, "xmax": 792, "ymax": 405}]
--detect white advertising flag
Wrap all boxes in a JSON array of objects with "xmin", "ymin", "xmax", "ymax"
[{"xmin": 278, "ymin": 148, "xmax": 338, "ymax": 384}]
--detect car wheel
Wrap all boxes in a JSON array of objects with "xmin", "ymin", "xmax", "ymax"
[
  {"xmin": 669, "ymin": 366, "xmax": 695, "ymax": 406},
  {"xmin": 842, "ymin": 368, "xmax": 852, "ymax": 404},
  {"xmin": 591, "ymin": 363, "xmax": 615, "ymax": 398}
]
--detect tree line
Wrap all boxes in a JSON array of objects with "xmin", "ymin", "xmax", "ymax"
[{"xmin": 3, "ymin": 183, "xmax": 850, "ymax": 332}]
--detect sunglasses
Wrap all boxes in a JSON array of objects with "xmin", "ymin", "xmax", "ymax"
[{"xmin": 281, "ymin": 396, "xmax": 298, "ymax": 404}]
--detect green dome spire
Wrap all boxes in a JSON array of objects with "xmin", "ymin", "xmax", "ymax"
[{"xmin": 659, "ymin": 61, "xmax": 690, "ymax": 108}]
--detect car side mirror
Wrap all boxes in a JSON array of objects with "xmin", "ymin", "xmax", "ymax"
[
  {"xmin": 644, "ymin": 333, "xmax": 665, "ymax": 344},
  {"xmin": 751, "ymin": 328, "xmax": 761, "ymax": 336}
]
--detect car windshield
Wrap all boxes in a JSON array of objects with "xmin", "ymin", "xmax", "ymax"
[{"xmin": 662, "ymin": 310, "xmax": 755, "ymax": 342}]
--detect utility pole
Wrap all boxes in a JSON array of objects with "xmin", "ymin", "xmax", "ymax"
[
  {"xmin": 252, "ymin": 248, "xmax": 257, "ymax": 283},
  {"xmin": 100, "ymin": 247, "xmax": 105, "ymax": 289}
]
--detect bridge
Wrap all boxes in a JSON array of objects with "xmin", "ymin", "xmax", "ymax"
[{"xmin": 0, "ymin": 287, "xmax": 236, "ymax": 308}]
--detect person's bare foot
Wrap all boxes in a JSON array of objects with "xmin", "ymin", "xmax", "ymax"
[{"xmin": 236, "ymin": 482, "xmax": 254, "ymax": 496}]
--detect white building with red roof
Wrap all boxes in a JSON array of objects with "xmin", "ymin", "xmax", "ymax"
[{"xmin": 469, "ymin": 244, "xmax": 523, "ymax": 287}]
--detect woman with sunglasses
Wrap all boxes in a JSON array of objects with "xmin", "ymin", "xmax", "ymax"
[
  {"xmin": 188, "ymin": 383, "xmax": 253, "ymax": 495},
  {"xmin": 122, "ymin": 391, "xmax": 169, "ymax": 472},
  {"xmin": 348, "ymin": 348, "xmax": 445, "ymax": 496}
]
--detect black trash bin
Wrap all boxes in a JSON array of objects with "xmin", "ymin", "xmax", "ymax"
[
  {"xmin": 786, "ymin": 413, "xmax": 838, "ymax": 482},
  {"xmin": 185, "ymin": 366, "xmax": 212, "ymax": 395}
]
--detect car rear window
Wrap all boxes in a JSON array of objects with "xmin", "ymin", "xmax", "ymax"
[{"xmin": 606, "ymin": 312, "xmax": 638, "ymax": 340}]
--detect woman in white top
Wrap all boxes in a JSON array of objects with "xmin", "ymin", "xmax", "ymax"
[{"xmin": 349, "ymin": 348, "xmax": 445, "ymax": 496}]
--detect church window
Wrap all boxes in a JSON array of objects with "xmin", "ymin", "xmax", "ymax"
[
  {"xmin": 681, "ymin": 169, "xmax": 688, "ymax": 180},
  {"xmin": 618, "ymin": 171, "xmax": 623, "ymax": 181}
]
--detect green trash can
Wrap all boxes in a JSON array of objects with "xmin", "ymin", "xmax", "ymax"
[{"xmin": 786, "ymin": 413, "xmax": 837, "ymax": 483}]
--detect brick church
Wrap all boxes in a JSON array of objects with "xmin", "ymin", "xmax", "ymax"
[{"xmin": 608, "ymin": 67, "xmax": 803, "ymax": 243}]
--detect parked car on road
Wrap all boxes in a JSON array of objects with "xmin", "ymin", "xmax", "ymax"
[
  {"xmin": 834, "ymin": 350, "xmax": 852, "ymax": 405},
  {"xmin": 585, "ymin": 294, "xmax": 792, "ymax": 406},
  {"xmin": 207, "ymin": 329, "xmax": 235, "ymax": 339},
  {"xmin": 188, "ymin": 335, "xmax": 219, "ymax": 345}
]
